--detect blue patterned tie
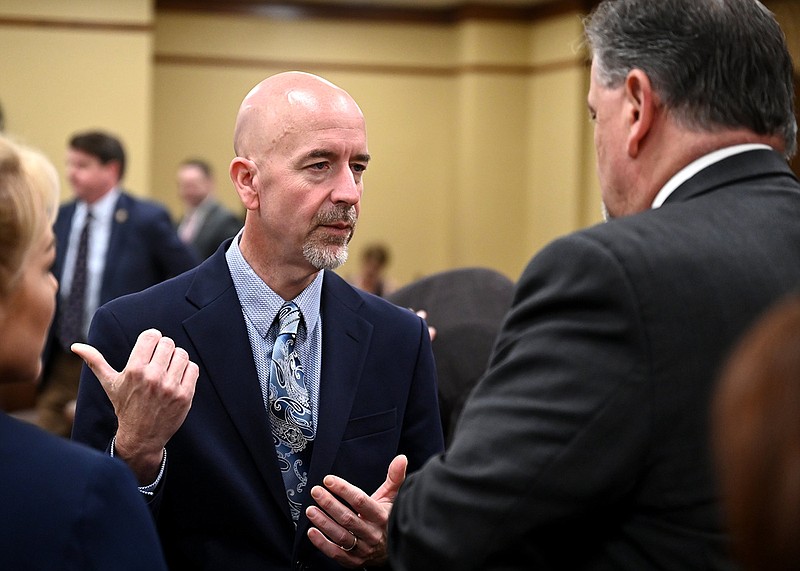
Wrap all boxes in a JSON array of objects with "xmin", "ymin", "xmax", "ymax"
[{"xmin": 268, "ymin": 301, "xmax": 314, "ymax": 521}]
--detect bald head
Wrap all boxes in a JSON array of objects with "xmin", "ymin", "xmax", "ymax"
[{"xmin": 233, "ymin": 71, "xmax": 365, "ymax": 159}]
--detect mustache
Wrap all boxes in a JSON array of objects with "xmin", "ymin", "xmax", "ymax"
[{"xmin": 315, "ymin": 205, "xmax": 357, "ymax": 227}]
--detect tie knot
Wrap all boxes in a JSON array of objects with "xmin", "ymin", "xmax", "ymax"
[{"xmin": 277, "ymin": 301, "xmax": 301, "ymax": 337}]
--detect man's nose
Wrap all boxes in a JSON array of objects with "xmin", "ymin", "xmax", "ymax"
[{"xmin": 330, "ymin": 167, "xmax": 361, "ymax": 205}]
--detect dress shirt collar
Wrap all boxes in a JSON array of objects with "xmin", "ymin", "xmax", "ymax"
[
  {"xmin": 225, "ymin": 233, "xmax": 323, "ymax": 339},
  {"xmin": 76, "ymin": 187, "xmax": 120, "ymax": 224},
  {"xmin": 651, "ymin": 144, "xmax": 772, "ymax": 209}
]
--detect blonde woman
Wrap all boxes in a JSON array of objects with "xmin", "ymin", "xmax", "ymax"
[{"xmin": 0, "ymin": 135, "xmax": 166, "ymax": 570}]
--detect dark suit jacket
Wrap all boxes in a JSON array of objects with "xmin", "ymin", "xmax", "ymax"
[
  {"xmin": 0, "ymin": 412, "xmax": 167, "ymax": 570},
  {"xmin": 387, "ymin": 268, "xmax": 515, "ymax": 445},
  {"xmin": 182, "ymin": 200, "xmax": 243, "ymax": 260},
  {"xmin": 72, "ymin": 246, "xmax": 444, "ymax": 571},
  {"xmin": 389, "ymin": 149, "xmax": 800, "ymax": 570},
  {"xmin": 43, "ymin": 192, "xmax": 198, "ymax": 378}
]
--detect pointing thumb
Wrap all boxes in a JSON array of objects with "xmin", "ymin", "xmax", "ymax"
[{"xmin": 71, "ymin": 342, "xmax": 119, "ymax": 386}]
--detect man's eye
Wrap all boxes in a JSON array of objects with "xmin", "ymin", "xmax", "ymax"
[{"xmin": 310, "ymin": 162, "xmax": 327, "ymax": 170}]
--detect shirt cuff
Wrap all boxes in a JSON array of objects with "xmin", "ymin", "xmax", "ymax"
[{"xmin": 110, "ymin": 435, "xmax": 167, "ymax": 496}]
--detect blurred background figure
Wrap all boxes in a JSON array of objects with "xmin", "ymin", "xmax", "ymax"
[
  {"xmin": 36, "ymin": 130, "xmax": 198, "ymax": 437},
  {"xmin": 349, "ymin": 242, "xmax": 396, "ymax": 297},
  {"xmin": 387, "ymin": 267, "xmax": 514, "ymax": 445},
  {"xmin": 0, "ymin": 133, "xmax": 168, "ymax": 570},
  {"xmin": 176, "ymin": 158, "xmax": 242, "ymax": 260},
  {"xmin": 713, "ymin": 293, "xmax": 800, "ymax": 571}
]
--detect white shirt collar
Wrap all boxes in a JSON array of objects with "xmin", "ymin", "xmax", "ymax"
[
  {"xmin": 651, "ymin": 144, "xmax": 772, "ymax": 209},
  {"xmin": 78, "ymin": 187, "xmax": 120, "ymax": 222}
]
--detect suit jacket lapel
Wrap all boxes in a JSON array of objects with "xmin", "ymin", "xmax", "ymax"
[
  {"xmin": 182, "ymin": 249, "xmax": 292, "ymax": 520},
  {"xmin": 295, "ymin": 272, "xmax": 373, "ymax": 538},
  {"xmin": 101, "ymin": 193, "xmax": 130, "ymax": 300}
]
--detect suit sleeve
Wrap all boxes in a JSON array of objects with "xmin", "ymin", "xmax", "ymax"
[
  {"xmin": 389, "ymin": 234, "xmax": 651, "ymax": 569},
  {"xmin": 70, "ymin": 455, "xmax": 168, "ymax": 570}
]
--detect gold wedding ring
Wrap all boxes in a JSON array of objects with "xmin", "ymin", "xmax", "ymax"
[{"xmin": 340, "ymin": 533, "xmax": 358, "ymax": 552}]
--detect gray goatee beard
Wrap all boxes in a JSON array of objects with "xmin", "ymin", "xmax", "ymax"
[{"xmin": 303, "ymin": 205, "xmax": 358, "ymax": 270}]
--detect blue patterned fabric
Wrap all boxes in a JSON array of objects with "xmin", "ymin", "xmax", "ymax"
[{"xmin": 269, "ymin": 302, "xmax": 314, "ymax": 521}]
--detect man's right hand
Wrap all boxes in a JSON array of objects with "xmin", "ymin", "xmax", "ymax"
[{"xmin": 72, "ymin": 329, "xmax": 198, "ymax": 484}]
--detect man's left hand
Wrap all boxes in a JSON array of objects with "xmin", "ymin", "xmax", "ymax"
[{"xmin": 306, "ymin": 454, "xmax": 408, "ymax": 568}]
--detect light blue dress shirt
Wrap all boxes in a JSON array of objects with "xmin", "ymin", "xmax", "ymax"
[{"xmin": 225, "ymin": 234, "xmax": 323, "ymax": 431}]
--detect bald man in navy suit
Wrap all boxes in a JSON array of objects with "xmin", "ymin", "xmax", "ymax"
[{"xmin": 72, "ymin": 73, "xmax": 443, "ymax": 571}]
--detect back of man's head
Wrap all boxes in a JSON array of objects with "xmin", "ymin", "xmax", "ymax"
[
  {"xmin": 585, "ymin": 0, "xmax": 796, "ymax": 157},
  {"xmin": 69, "ymin": 131, "xmax": 126, "ymax": 181}
]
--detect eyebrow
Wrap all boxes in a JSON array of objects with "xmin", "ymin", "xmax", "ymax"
[{"xmin": 305, "ymin": 149, "xmax": 371, "ymax": 163}]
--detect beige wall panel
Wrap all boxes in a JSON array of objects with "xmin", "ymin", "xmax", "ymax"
[
  {"xmin": 156, "ymin": 12, "xmax": 457, "ymax": 68},
  {"xmin": 529, "ymin": 12, "xmax": 585, "ymax": 66},
  {"xmin": 0, "ymin": 0, "xmax": 150, "ymax": 22},
  {"xmin": 152, "ymin": 64, "xmax": 249, "ymax": 216},
  {"xmin": 454, "ymin": 72, "xmax": 529, "ymax": 280},
  {"xmin": 152, "ymin": 7, "xmax": 596, "ymax": 286},
  {"xmin": 457, "ymin": 21, "xmax": 529, "ymax": 65},
  {"xmin": 339, "ymin": 74, "xmax": 455, "ymax": 286},
  {"xmin": 0, "ymin": 26, "xmax": 153, "ymax": 201},
  {"xmin": 525, "ymin": 65, "xmax": 588, "ymax": 254}
]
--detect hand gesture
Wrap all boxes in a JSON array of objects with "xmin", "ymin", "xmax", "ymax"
[
  {"xmin": 306, "ymin": 454, "xmax": 408, "ymax": 568},
  {"xmin": 72, "ymin": 329, "xmax": 198, "ymax": 483}
]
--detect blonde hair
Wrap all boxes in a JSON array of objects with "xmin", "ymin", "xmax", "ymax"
[{"xmin": 0, "ymin": 135, "xmax": 59, "ymax": 296}]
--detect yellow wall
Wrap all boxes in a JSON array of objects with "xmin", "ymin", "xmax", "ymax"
[
  {"xmin": 0, "ymin": 0, "xmax": 153, "ymax": 202},
  {"xmin": 4, "ymin": 2, "xmax": 800, "ymax": 287},
  {"xmin": 152, "ymin": 10, "xmax": 593, "ymax": 284},
  {"xmin": 0, "ymin": 3, "xmax": 614, "ymax": 286}
]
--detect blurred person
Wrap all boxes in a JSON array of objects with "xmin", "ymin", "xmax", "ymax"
[
  {"xmin": 176, "ymin": 158, "xmax": 242, "ymax": 259},
  {"xmin": 713, "ymin": 293, "xmax": 800, "ymax": 571},
  {"xmin": 301, "ymin": 0, "xmax": 800, "ymax": 568},
  {"xmin": 0, "ymin": 133, "xmax": 167, "ymax": 570},
  {"xmin": 349, "ymin": 243, "xmax": 396, "ymax": 297},
  {"xmin": 71, "ymin": 72, "xmax": 443, "ymax": 570},
  {"xmin": 36, "ymin": 131, "xmax": 198, "ymax": 437}
]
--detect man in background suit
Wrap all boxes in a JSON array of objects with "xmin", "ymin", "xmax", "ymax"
[
  {"xmin": 37, "ymin": 131, "xmax": 198, "ymax": 436},
  {"xmin": 71, "ymin": 72, "xmax": 443, "ymax": 570},
  {"xmin": 385, "ymin": 0, "xmax": 800, "ymax": 569},
  {"xmin": 176, "ymin": 158, "xmax": 242, "ymax": 259}
]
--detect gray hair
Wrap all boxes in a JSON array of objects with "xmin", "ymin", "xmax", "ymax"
[{"xmin": 584, "ymin": 0, "xmax": 797, "ymax": 158}]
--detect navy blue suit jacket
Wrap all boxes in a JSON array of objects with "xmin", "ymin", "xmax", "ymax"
[
  {"xmin": 0, "ymin": 412, "xmax": 167, "ymax": 570},
  {"xmin": 44, "ymin": 192, "xmax": 198, "ymax": 379},
  {"xmin": 52, "ymin": 192, "xmax": 198, "ymax": 307},
  {"xmin": 72, "ymin": 243, "xmax": 444, "ymax": 570}
]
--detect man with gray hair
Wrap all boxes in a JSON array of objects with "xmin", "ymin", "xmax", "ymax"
[{"xmin": 378, "ymin": 0, "xmax": 800, "ymax": 568}]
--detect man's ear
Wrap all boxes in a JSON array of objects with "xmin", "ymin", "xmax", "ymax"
[
  {"xmin": 229, "ymin": 157, "xmax": 259, "ymax": 211},
  {"xmin": 624, "ymin": 69, "xmax": 657, "ymax": 158}
]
